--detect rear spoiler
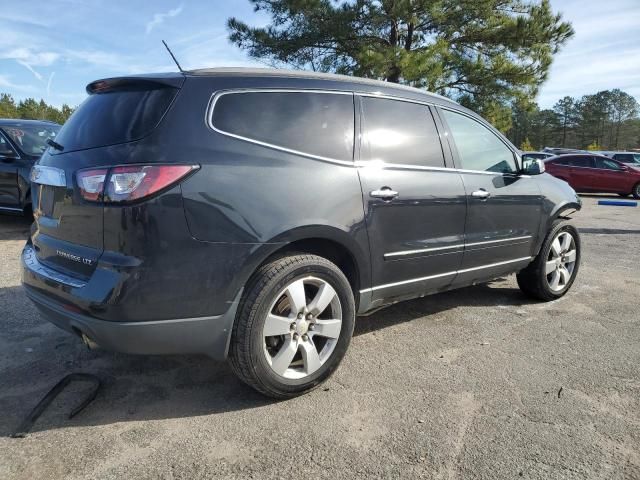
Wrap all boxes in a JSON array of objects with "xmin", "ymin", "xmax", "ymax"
[{"xmin": 86, "ymin": 73, "xmax": 185, "ymax": 94}]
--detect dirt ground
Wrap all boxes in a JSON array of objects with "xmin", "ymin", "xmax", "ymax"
[{"xmin": 0, "ymin": 194, "xmax": 639, "ymax": 480}]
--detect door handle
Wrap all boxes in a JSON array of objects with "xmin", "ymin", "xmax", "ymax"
[
  {"xmin": 370, "ymin": 187, "xmax": 399, "ymax": 200},
  {"xmin": 471, "ymin": 189, "xmax": 491, "ymax": 199}
]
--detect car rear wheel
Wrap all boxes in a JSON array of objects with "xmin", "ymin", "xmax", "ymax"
[
  {"xmin": 517, "ymin": 220, "xmax": 581, "ymax": 301},
  {"xmin": 228, "ymin": 254, "xmax": 355, "ymax": 398},
  {"xmin": 633, "ymin": 183, "xmax": 640, "ymax": 200}
]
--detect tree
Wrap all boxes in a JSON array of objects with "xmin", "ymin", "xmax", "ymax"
[
  {"xmin": 553, "ymin": 96, "xmax": 576, "ymax": 147},
  {"xmin": 0, "ymin": 93, "xmax": 18, "ymax": 118},
  {"xmin": 0, "ymin": 93, "xmax": 75, "ymax": 124},
  {"xmin": 228, "ymin": 0, "xmax": 573, "ymax": 109},
  {"xmin": 608, "ymin": 89, "xmax": 638, "ymax": 149},
  {"xmin": 520, "ymin": 137, "xmax": 533, "ymax": 151}
]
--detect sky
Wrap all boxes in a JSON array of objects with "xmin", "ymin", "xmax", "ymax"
[{"xmin": 0, "ymin": 0, "xmax": 639, "ymax": 110}]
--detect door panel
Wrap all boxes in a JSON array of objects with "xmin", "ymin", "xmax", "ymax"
[
  {"xmin": 436, "ymin": 107, "xmax": 542, "ymax": 285},
  {"xmin": 592, "ymin": 157, "xmax": 630, "ymax": 193},
  {"xmin": 358, "ymin": 97, "xmax": 467, "ymax": 303},
  {"xmin": 457, "ymin": 172, "xmax": 541, "ymax": 272}
]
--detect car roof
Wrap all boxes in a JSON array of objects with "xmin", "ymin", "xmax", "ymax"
[
  {"xmin": 545, "ymin": 153, "xmax": 616, "ymax": 161},
  {"xmin": 186, "ymin": 67, "xmax": 460, "ymax": 107},
  {"xmin": 0, "ymin": 118, "xmax": 60, "ymax": 127}
]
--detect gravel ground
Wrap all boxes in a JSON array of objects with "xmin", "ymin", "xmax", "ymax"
[{"xmin": 0, "ymin": 195, "xmax": 639, "ymax": 480}]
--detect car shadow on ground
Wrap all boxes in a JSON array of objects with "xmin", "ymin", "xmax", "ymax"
[
  {"xmin": 0, "ymin": 214, "xmax": 31, "ymax": 241},
  {"xmin": 0, "ymin": 279, "xmax": 536, "ymax": 437}
]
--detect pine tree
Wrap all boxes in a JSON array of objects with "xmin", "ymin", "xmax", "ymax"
[{"xmin": 228, "ymin": 0, "xmax": 574, "ymax": 110}]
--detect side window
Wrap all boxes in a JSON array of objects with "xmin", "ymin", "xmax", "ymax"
[
  {"xmin": 0, "ymin": 133, "xmax": 18, "ymax": 157},
  {"xmin": 595, "ymin": 157, "xmax": 623, "ymax": 170},
  {"xmin": 613, "ymin": 154, "xmax": 632, "ymax": 163},
  {"xmin": 211, "ymin": 91, "xmax": 354, "ymax": 161},
  {"xmin": 568, "ymin": 156, "xmax": 594, "ymax": 168},
  {"xmin": 360, "ymin": 97, "xmax": 445, "ymax": 167},
  {"xmin": 441, "ymin": 110, "xmax": 516, "ymax": 173}
]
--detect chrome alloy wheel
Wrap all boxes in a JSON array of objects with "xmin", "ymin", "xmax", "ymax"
[
  {"xmin": 263, "ymin": 276, "xmax": 342, "ymax": 379},
  {"xmin": 545, "ymin": 231, "xmax": 577, "ymax": 292}
]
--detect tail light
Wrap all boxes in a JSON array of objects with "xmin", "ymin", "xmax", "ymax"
[{"xmin": 77, "ymin": 165, "xmax": 198, "ymax": 203}]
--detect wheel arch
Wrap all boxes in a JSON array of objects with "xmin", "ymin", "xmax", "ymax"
[{"xmin": 238, "ymin": 225, "xmax": 371, "ymax": 311}]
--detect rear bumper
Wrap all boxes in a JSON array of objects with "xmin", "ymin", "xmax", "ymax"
[
  {"xmin": 22, "ymin": 245, "xmax": 242, "ymax": 360},
  {"xmin": 24, "ymin": 286, "xmax": 241, "ymax": 360}
]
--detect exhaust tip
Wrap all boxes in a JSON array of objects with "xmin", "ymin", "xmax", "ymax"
[{"xmin": 81, "ymin": 332, "xmax": 100, "ymax": 350}]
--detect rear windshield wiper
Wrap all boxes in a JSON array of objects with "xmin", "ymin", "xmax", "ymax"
[{"xmin": 46, "ymin": 138, "xmax": 64, "ymax": 151}]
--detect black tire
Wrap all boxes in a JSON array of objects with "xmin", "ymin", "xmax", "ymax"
[
  {"xmin": 517, "ymin": 219, "xmax": 581, "ymax": 301},
  {"xmin": 632, "ymin": 183, "xmax": 640, "ymax": 200},
  {"xmin": 228, "ymin": 254, "xmax": 355, "ymax": 399}
]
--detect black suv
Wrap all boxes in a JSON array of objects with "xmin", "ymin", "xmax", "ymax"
[
  {"xmin": 22, "ymin": 69, "xmax": 582, "ymax": 398},
  {"xmin": 0, "ymin": 119, "xmax": 60, "ymax": 214}
]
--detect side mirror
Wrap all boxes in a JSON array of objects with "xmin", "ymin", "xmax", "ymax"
[{"xmin": 524, "ymin": 159, "xmax": 545, "ymax": 175}]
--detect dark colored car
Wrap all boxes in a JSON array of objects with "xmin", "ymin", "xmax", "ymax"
[
  {"xmin": 544, "ymin": 153, "xmax": 640, "ymax": 198},
  {"xmin": 0, "ymin": 119, "xmax": 61, "ymax": 214},
  {"xmin": 22, "ymin": 69, "xmax": 582, "ymax": 398}
]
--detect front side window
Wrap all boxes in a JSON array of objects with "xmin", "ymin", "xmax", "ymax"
[
  {"xmin": 360, "ymin": 97, "xmax": 445, "ymax": 168},
  {"xmin": 595, "ymin": 157, "xmax": 623, "ymax": 170},
  {"xmin": 211, "ymin": 91, "xmax": 355, "ymax": 161},
  {"xmin": 0, "ymin": 132, "xmax": 18, "ymax": 157},
  {"xmin": 442, "ymin": 110, "xmax": 516, "ymax": 173}
]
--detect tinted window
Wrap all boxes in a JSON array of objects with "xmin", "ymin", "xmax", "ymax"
[
  {"xmin": 212, "ymin": 91, "xmax": 354, "ymax": 161},
  {"xmin": 0, "ymin": 133, "xmax": 17, "ymax": 157},
  {"xmin": 613, "ymin": 154, "xmax": 633, "ymax": 163},
  {"xmin": 567, "ymin": 156, "xmax": 594, "ymax": 168},
  {"xmin": 54, "ymin": 85, "xmax": 178, "ymax": 153},
  {"xmin": 3, "ymin": 124, "xmax": 59, "ymax": 156},
  {"xmin": 442, "ymin": 110, "xmax": 516, "ymax": 173},
  {"xmin": 551, "ymin": 158, "xmax": 571, "ymax": 166},
  {"xmin": 360, "ymin": 97, "xmax": 445, "ymax": 167},
  {"xmin": 595, "ymin": 157, "xmax": 623, "ymax": 170}
]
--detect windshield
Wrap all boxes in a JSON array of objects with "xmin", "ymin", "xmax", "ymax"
[{"xmin": 2, "ymin": 124, "xmax": 60, "ymax": 156}]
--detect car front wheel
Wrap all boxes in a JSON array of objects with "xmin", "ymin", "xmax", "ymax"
[
  {"xmin": 228, "ymin": 254, "xmax": 355, "ymax": 398},
  {"xmin": 517, "ymin": 220, "xmax": 581, "ymax": 301}
]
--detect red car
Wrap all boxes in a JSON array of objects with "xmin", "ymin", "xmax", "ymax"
[{"xmin": 544, "ymin": 154, "xmax": 640, "ymax": 199}]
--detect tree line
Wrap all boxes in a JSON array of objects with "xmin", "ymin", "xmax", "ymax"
[
  {"xmin": 509, "ymin": 89, "xmax": 639, "ymax": 151},
  {"xmin": 0, "ymin": 93, "xmax": 75, "ymax": 125}
]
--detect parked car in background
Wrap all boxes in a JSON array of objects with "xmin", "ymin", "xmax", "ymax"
[
  {"xmin": 0, "ymin": 119, "xmax": 61, "ymax": 214},
  {"xmin": 521, "ymin": 151, "xmax": 554, "ymax": 169},
  {"xmin": 544, "ymin": 153, "xmax": 640, "ymax": 198},
  {"xmin": 602, "ymin": 151, "xmax": 640, "ymax": 166},
  {"xmin": 22, "ymin": 68, "xmax": 582, "ymax": 398},
  {"xmin": 542, "ymin": 147, "xmax": 588, "ymax": 155}
]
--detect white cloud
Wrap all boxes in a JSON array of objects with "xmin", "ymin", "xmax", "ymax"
[
  {"xmin": 146, "ymin": 4, "xmax": 184, "ymax": 34},
  {"xmin": 46, "ymin": 72, "xmax": 55, "ymax": 96},
  {"xmin": 17, "ymin": 60, "xmax": 43, "ymax": 81}
]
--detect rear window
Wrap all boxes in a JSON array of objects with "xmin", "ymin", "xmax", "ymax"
[
  {"xmin": 211, "ymin": 91, "xmax": 355, "ymax": 161},
  {"xmin": 53, "ymin": 84, "xmax": 178, "ymax": 153}
]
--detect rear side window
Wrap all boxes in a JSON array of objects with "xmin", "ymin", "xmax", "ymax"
[
  {"xmin": 53, "ymin": 84, "xmax": 178, "ymax": 153},
  {"xmin": 441, "ymin": 109, "xmax": 516, "ymax": 173},
  {"xmin": 360, "ymin": 97, "xmax": 445, "ymax": 167},
  {"xmin": 211, "ymin": 91, "xmax": 354, "ymax": 161}
]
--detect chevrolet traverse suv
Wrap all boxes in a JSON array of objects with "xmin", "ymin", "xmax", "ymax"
[{"xmin": 22, "ymin": 69, "xmax": 582, "ymax": 398}]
